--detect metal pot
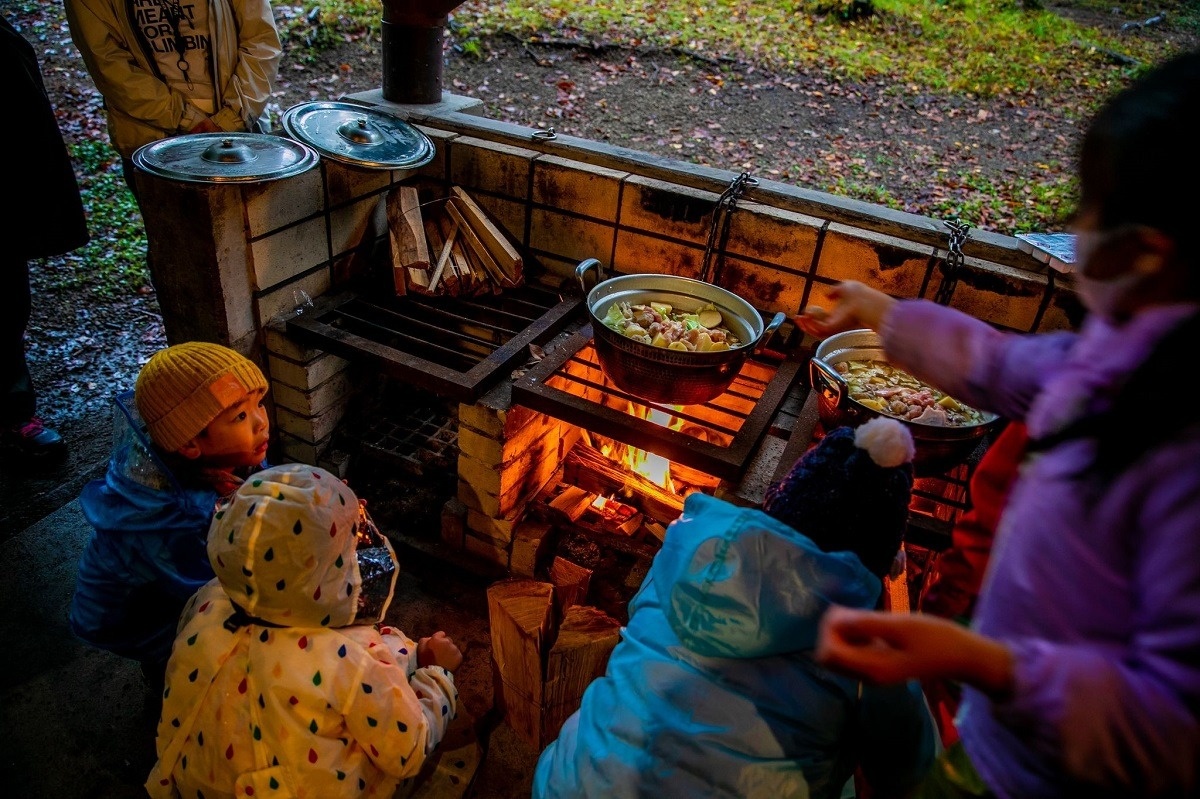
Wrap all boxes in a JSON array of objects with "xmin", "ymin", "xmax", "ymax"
[
  {"xmin": 810, "ymin": 329, "xmax": 1003, "ymax": 474},
  {"xmin": 577, "ymin": 259, "xmax": 785, "ymax": 405}
]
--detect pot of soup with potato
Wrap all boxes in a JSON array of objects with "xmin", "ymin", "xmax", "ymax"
[
  {"xmin": 577, "ymin": 259, "xmax": 785, "ymax": 405},
  {"xmin": 810, "ymin": 328, "xmax": 1003, "ymax": 474}
]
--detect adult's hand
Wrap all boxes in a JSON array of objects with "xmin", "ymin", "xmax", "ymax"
[
  {"xmin": 816, "ymin": 606, "xmax": 1015, "ymax": 700},
  {"xmin": 795, "ymin": 280, "xmax": 896, "ymax": 338},
  {"xmin": 188, "ymin": 116, "xmax": 221, "ymax": 134}
]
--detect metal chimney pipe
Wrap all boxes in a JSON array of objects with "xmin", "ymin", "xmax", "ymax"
[{"xmin": 381, "ymin": 0, "xmax": 468, "ymax": 104}]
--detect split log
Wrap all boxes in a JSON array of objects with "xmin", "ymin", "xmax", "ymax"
[
  {"xmin": 446, "ymin": 198, "xmax": 508, "ymax": 290},
  {"xmin": 541, "ymin": 605, "xmax": 620, "ymax": 747},
  {"xmin": 386, "ymin": 185, "xmax": 428, "ymax": 296},
  {"xmin": 487, "ymin": 579, "xmax": 554, "ymax": 746},
  {"xmin": 548, "ymin": 484, "xmax": 596, "ymax": 522},
  {"xmin": 510, "ymin": 518, "xmax": 555, "ymax": 578},
  {"xmin": 416, "ymin": 213, "xmax": 443, "ymax": 298},
  {"xmin": 451, "ymin": 186, "xmax": 523, "ymax": 287},
  {"xmin": 427, "ymin": 219, "xmax": 459, "ymax": 294},
  {"xmin": 548, "ymin": 556, "xmax": 592, "ymax": 614},
  {"xmin": 436, "ymin": 207, "xmax": 476, "ymax": 296}
]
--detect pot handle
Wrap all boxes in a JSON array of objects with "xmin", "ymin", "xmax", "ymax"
[
  {"xmin": 754, "ymin": 311, "xmax": 787, "ymax": 353},
  {"xmin": 575, "ymin": 258, "xmax": 603, "ymax": 294},
  {"xmin": 810, "ymin": 358, "xmax": 848, "ymax": 411}
]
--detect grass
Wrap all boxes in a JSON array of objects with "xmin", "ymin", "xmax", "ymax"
[
  {"xmin": 289, "ymin": 0, "xmax": 1196, "ymax": 102},
  {"xmin": 270, "ymin": 0, "xmax": 1194, "ymax": 235},
  {"xmin": 63, "ymin": 0, "xmax": 1196, "ymax": 295},
  {"xmin": 61, "ymin": 140, "xmax": 149, "ymax": 299}
]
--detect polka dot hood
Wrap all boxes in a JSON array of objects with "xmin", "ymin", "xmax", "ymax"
[
  {"xmin": 146, "ymin": 464, "xmax": 457, "ymax": 799},
  {"xmin": 207, "ymin": 463, "xmax": 398, "ymax": 628}
]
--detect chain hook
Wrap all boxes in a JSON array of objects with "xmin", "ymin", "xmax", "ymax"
[
  {"xmin": 700, "ymin": 172, "xmax": 758, "ymax": 284},
  {"xmin": 934, "ymin": 217, "xmax": 971, "ymax": 305}
]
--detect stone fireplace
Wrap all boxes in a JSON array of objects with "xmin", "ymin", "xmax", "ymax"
[{"xmin": 132, "ymin": 90, "xmax": 1080, "ymax": 581}]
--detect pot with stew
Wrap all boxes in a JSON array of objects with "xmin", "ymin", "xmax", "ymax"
[
  {"xmin": 810, "ymin": 329, "xmax": 1003, "ymax": 474},
  {"xmin": 577, "ymin": 259, "xmax": 785, "ymax": 405}
]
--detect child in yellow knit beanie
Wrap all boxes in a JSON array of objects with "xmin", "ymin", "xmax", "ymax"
[{"xmin": 69, "ymin": 341, "xmax": 271, "ymax": 704}]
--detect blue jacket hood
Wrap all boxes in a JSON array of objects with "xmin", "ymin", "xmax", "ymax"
[
  {"xmin": 80, "ymin": 391, "xmax": 216, "ymax": 534},
  {"xmin": 656, "ymin": 492, "xmax": 881, "ymax": 658}
]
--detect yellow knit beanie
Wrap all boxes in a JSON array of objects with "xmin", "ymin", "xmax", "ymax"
[{"xmin": 135, "ymin": 342, "xmax": 269, "ymax": 452}]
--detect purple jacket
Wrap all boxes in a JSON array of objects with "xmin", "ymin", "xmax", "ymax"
[{"xmin": 881, "ymin": 300, "xmax": 1200, "ymax": 798}]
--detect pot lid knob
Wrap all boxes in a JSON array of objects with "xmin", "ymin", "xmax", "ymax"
[
  {"xmin": 201, "ymin": 137, "xmax": 258, "ymax": 164},
  {"xmin": 337, "ymin": 117, "xmax": 384, "ymax": 146}
]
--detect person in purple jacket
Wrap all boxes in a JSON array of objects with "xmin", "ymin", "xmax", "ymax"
[{"xmin": 798, "ymin": 49, "xmax": 1200, "ymax": 799}]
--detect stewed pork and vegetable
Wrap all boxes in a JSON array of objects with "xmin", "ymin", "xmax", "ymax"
[
  {"xmin": 837, "ymin": 359, "xmax": 987, "ymax": 427},
  {"xmin": 601, "ymin": 301, "xmax": 742, "ymax": 352}
]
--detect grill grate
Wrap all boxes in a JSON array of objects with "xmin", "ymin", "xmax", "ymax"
[
  {"xmin": 512, "ymin": 324, "xmax": 802, "ymax": 481},
  {"xmin": 286, "ymin": 282, "xmax": 580, "ymax": 402},
  {"xmin": 352, "ymin": 405, "xmax": 459, "ymax": 476}
]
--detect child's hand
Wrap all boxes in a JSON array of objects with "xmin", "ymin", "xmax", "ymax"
[
  {"xmin": 795, "ymin": 280, "xmax": 896, "ymax": 338},
  {"xmin": 417, "ymin": 630, "xmax": 463, "ymax": 673}
]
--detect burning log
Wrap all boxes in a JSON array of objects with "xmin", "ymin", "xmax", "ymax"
[{"xmin": 563, "ymin": 444, "xmax": 684, "ymax": 526}]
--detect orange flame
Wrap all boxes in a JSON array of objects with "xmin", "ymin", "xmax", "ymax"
[{"xmin": 597, "ymin": 405, "xmax": 685, "ymax": 491}]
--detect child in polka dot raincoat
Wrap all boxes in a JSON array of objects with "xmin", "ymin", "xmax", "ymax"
[{"xmin": 146, "ymin": 463, "xmax": 462, "ymax": 799}]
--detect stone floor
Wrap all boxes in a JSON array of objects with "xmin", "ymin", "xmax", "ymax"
[{"xmin": 0, "ymin": 499, "xmax": 541, "ymax": 798}]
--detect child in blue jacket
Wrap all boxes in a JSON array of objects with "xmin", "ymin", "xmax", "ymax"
[
  {"xmin": 69, "ymin": 341, "xmax": 270, "ymax": 695},
  {"xmin": 533, "ymin": 417, "xmax": 937, "ymax": 799}
]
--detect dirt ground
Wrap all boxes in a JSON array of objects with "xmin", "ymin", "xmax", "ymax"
[{"xmin": 3, "ymin": 3, "xmax": 1195, "ymax": 531}]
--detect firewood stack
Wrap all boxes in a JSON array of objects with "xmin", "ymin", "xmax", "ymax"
[
  {"xmin": 387, "ymin": 184, "xmax": 524, "ymax": 297},
  {"xmin": 487, "ymin": 577, "xmax": 621, "ymax": 749}
]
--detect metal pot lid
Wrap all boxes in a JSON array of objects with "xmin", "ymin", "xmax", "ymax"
[
  {"xmin": 131, "ymin": 132, "xmax": 320, "ymax": 184},
  {"xmin": 280, "ymin": 101, "xmax": 436, "ymax": 170}
]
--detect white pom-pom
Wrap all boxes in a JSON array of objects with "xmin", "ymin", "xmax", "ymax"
[{"xmin": 853, "ymin": 417, "xmax": 915, "ymax": 468}]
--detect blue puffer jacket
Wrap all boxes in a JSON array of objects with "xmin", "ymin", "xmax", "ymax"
[
  {"xmin": 69, "ymin": 391, "xmax": 235, "ymax": 666},
  {"xmin": 533, "ymin": 492, "xmax": 937, "ymax": 799}
]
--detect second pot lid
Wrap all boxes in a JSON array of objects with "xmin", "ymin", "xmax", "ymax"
[
  {"xmin": 281, "ymin": 101, "xmax": 436, "ymax": 170},
  {"xmin": 131, "ymin": 132, "xmax": 320, "ymax": 184}
]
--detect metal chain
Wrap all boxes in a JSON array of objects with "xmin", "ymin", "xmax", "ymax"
[
  {"xmin": 700, "ymin": 172, "xmax": 758, "ymax": 284},
  {"xmin": 933, "ymin": 217, "xmax": 971, "ymax": 305}
]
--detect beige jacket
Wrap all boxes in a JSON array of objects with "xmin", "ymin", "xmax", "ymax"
[{"xmin": 64, "ymin": 0, "xmax": 281, "ymax": 158}]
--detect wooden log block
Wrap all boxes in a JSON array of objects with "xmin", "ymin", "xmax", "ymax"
[
  {"xmin": 451, "ymin": 185, "xmax": 524, "ymax": 287},
  {"xmin": 487, "ymin": 579, "xmax": 553, "ymax": 720},
  {"xmin": 510, "ymin": 518, "xmax": 555, "ymax": 578},
  {"xmin": 541, "ymin": 605, "xmax": 620, "ymax": 746},
  {"xmin": 386, "ymin": 185, "xmax": 428, "ymax": 296},
  {"xmin": 548, "ymin": 556, "xmax": 592, "ymax": 614}
]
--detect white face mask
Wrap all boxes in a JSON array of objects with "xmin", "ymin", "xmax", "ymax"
[{"xmin": 1076, "ymin": 269, "xmax": 1142, "ymax": 321}]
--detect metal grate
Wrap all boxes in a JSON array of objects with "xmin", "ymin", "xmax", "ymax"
[
  {"xmin": 512, "ymin": 324, "xmax": 802, "ymax": 481},
  {"xmin": 351, "ymin": 404, "xmax": 459, "ymax": 476},
  {"xmin": 285, "ymin": 282, "xmax": 580, "ymax": 402}
]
